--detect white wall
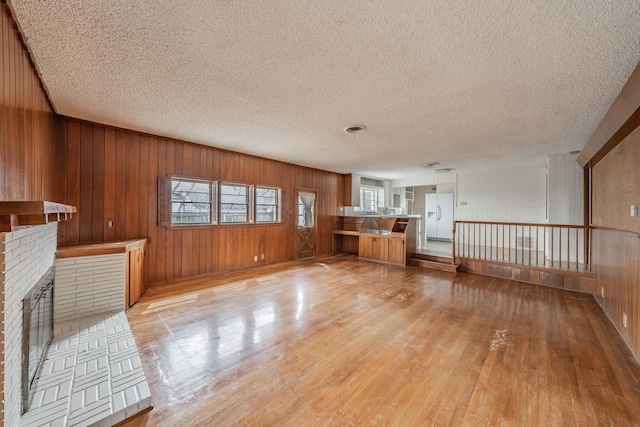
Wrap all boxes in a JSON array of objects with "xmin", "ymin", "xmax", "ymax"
[
  {"xmin": 455, "ymin": 164, "xmax": 547, "ymax": 223},
  {"xmin": 547, "ymin": 153, "xmax": 584, "ymax": 225},
  {"xmin": 547, "ymin": 153, "xmax": 585, "ymax": 263}
]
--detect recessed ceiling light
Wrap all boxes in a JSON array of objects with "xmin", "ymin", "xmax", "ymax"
[
  {"xmin": 423, "ymin": 162, "xmax": 440, "ymax": 168},
  {"xmin": 345, "ymin": 125, "xmax": 367, "ymax": 134},
  {"xmin": 435, "ymin": 168, "xmax": 453, "ymax": 173}
]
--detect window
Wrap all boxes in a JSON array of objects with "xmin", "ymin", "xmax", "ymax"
[
  {"xmin": 220, "ymin": 183, "xmax": 252, "ymax": 223},
  {"xmin": 170, "ymin": 178, "xmax": 216, "ymax": 225},
  {"xmin": 256, "ymin": 186, "xmax": 281, "ymax": 223},
  {"xmin": 360, "ymin": 185, "xmax": 385, "ymax": 212},
  {"xmin": 297, "ymin": 191, "xmax": 316, "ymax": 227},
  {"xmin": 159, "ymin": 177, "xmax": 283, "ymax": 227}
]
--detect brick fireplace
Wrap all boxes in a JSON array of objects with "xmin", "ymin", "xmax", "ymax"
[
  {"xmin": 0, "ymin": 203, "xmax": 151, "ymax": 426},
  {"xmin": 1, "ymin": 222, "xmax": 58, "ymax": 427}
]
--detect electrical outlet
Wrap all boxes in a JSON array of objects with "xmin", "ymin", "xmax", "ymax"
[
  {"xmin": 631, "ymin": 205, "xmax": 640, "ymax": 217},
  {"xmin": 623, "ymin": 312, "xmax": 628, "ymax": 329},
  {"xmin": 601, "ymin": 287, "xmax": 605, "ymax": 298},
  {"xmin": 107, "ymin": 220, "xmax": 114, "ymax": 228},
  {"xmin": 253, "ymin": 255, "xmax": 258, "ymax": 262},
  {"xmin": 261, "ymin": 254, "xmax": 264, "ymax": 260}
]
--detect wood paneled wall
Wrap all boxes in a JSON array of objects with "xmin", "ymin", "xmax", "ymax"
[
  {"xmin": 592, "ymin": 125, "xmax": 640, "ymax": 234},
  {"xmin": 57, "ymin": 118, "xmax": 345, "ymax": 285},
  {"xmin": 0, "ymin": 4, "xmax": 61, "ymax": 202},
  {"xmin": 591, "ymin": 114, "xmax": 640, "ymax": 358},
  {"xmin": 592, "ymin": 228, "xmax": 640, "ymax": 357},
  {"xmin": 1, "ymin": 4, "xmax": 62, "ymax": 425}
]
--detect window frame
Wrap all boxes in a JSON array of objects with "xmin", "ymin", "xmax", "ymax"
[
  {"xmin": 255, "ymin": 186, "xmax": 282, "ymax": 224},
  {"xmin": 159, "ymin": 176, "xmax": 284, "ymax": 228},
  {"xmin": 219, "ymin": 182, "xmax": 253, "ymax": 224},
  {"xmin": 360, "ymin": 185, "xmax": 385, "ymax": 212},
  {"xmin": 168, "ymin": 177, "xmax": 217, "ymax": 226}
]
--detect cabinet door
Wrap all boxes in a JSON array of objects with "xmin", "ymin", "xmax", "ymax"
[
  {"xmin": 389, "ymin": 238, "xmax": 405, "ymax": 265},
  {"xmin": 359, "ymin": 235, "xmax": 374, "ymax": 259},
  {"xmin": 128, "ymin": 247, "xmax": 144, "ymax": 307},
  {"xmin": 374, "ymin": 237, "xmax": 389, "ymax": 262}
]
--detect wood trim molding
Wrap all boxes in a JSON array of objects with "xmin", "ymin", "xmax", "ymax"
[
  {"xmin": 578, "ymin": 61, "xmax": 640, "ymax": 169},
  {"xmin": 0, "ymin": 201, "xmax": 76, "ymax": 232}
]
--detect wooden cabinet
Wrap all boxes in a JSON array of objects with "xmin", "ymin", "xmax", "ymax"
[
  {"xmin": 335, "ymin": 216, "xmax": 417, "ymax": 266},
  {"xmin": 56, "ymin": 239, "xmax": 147, "ymax": 310},
  {"xmin": 389, "ymin": 237, "xmax": 405, "ymax": 265},
  {"xmin": 359, "ymin": 234, "xmax": 389, "ymax": 262}
]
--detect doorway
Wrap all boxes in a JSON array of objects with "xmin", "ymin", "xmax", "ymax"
[{"xmin": 295, "ymin": 188, "xmax": 317, "ymax": 259}]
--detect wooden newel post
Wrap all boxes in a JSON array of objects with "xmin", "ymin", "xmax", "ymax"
[{"xmin": 452, "ymin": 221, "xmax": 457, "ymax": 265}]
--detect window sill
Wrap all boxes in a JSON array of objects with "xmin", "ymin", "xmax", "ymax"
[{"xmin": 163, "ymin": 222, "xmax": 284, "ymax": 230}]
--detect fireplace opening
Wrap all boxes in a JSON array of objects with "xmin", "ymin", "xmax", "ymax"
[{"xmin": 22, "ymin": 267, "xmax": 55, "ymax": 413}]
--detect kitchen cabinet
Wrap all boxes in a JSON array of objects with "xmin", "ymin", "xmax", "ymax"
[
  {"xmin": 389, "ymin": 237, "xmax": 405, "ymax": 265},
  {"xmin": 334, "ymin": 215, "xmax": 417, "ymax": 265},
  {"xmin": 359, "ymin": 234, "xmax": 389, "ymax": 262}
]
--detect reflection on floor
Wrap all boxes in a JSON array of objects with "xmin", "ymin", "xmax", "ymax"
[{"xmin": 120, "ymin": 255, "xmax": 640, "ymax": 426}]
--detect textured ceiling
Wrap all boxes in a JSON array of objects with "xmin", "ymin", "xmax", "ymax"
[{"xmin": 8, "ymin": 1, "xmax": 640, "ymax": 179}]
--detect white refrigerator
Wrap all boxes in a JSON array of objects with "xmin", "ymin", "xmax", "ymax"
[{"xmin": 426, "ymin": 193, "xmax": 454, "ymax": 240}]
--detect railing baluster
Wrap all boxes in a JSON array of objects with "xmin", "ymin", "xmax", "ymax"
[
  {"xmin": 452, "ymin": 221, "xmax": 589, "ymax": 274},
  {"xmin": 568, "ymin": 227, "xmax": 571, "ymax": 270},
  {"xmin": 575, "ymin": 227, "xmax": 578, "ymax": 271},
  {"xmin": 551, "ymin": 226, "xmax": 554, "ymax": 268},
  {"xmin": 502, "ymin": 224, "xmax": 505, "ymax": 262},
  {"xmin": 489, "ymin": 223, "xmax": 493, "ymax": 260},
  {"xmin": 509, "ymin": 225, "xmax": 512, "ymax": 263},
  {"xmin": 473, "ymin": 223, "xmax": 476, "ymax": 259},
  {"xmin": 483, "ymin": 223, "xmax": 486, "ymax": 260},
  {"xmin": 536, "ymin": 227, "xmax": 540, "ymax": 267},
  {"xmin": 528, "ymin": 225, "xmax": 531, "ymax": 266}
]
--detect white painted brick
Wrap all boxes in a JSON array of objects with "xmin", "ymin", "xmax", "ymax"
[
  {"xmin": 1, "ymin": 223, "xmax": 57, "ymax": 426},
  {"xmin": 70, "ymin": 390, "xmax": 84, "ymax": 412}
]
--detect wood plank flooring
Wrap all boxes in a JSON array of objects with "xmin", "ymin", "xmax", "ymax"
[{"xmin": 122, "ymin": 254, "xmax": 640, "ymax": 426}]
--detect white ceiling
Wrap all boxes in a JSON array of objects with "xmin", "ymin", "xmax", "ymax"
[{"xmin": 8, "ymin": 1, "xmax": 640, "ymax": 180}]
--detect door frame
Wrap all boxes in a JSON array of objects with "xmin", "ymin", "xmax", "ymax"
[{"xmin": 295, "ymin": 187, "xmax": 318, "ymax": 260}]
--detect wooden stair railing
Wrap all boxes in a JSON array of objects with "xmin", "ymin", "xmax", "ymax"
[{"xmin": 452, "ymin": 220, "xmax": 591, "ymax": 273}]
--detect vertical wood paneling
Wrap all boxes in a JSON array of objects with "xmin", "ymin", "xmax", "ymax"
[
  {"xmin": 79, "ymin": 123, "xmax": 93, "ymax": 242},
  {"xmin": 91, "ymin": 126, "xmax": 105, "ymax": 241},
  {"xmin": 57, "ymin": 117, "xmax": 344, "ymax": 284},
  {"xmin": 65, "ymin": 121, "xmax": 81, "ymax": 243},
  {"xmin": 125, "ymin": 133, "xmax": 140, "ymax": 239},
  {"xmin": 138, "ymin": 135, "xmax": 149, "ymax": 241},
  {"xmin": 0, "ymin": 4, "xmax": 59, "ymax": 203},
  {"xmin": 591, "ymin": 116, "xmax": 640, "ymax": 359},
  {"xmin": 147, "ymin": 137, "xmax": 158, "ymax": 286},
  {"xmin": 593, "ymin": 229, "xmax": 640, "ymax": 358},
  {"xmin": 1, "ymin": 6, "xmax": 62, "ymax": 424},
  {"xmin": 114, "ymin": 130, "xmax": 127, "ymax": 240},
  {"xmin": 103, "ymin": 128, "xmax": 116, "ymax": 240}
]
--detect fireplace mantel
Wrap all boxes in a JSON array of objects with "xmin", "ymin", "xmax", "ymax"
[{"xmin": 0, "ymin": 201, "xmax": 76, "ymax": 232}]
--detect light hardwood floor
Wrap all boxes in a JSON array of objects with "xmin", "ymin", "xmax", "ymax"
[{"xmin": 121, "ymin": 254, "xmax": 640, "ymax": 426}]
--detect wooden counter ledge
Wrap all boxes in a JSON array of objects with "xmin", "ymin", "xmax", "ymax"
[
  {"xmin": 56, "ymin": 239, "xmax": 148, "ymax": 258},
  {"xmin": 0, "ymin": 201, "xmax": 77, "ymax": 232}
]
